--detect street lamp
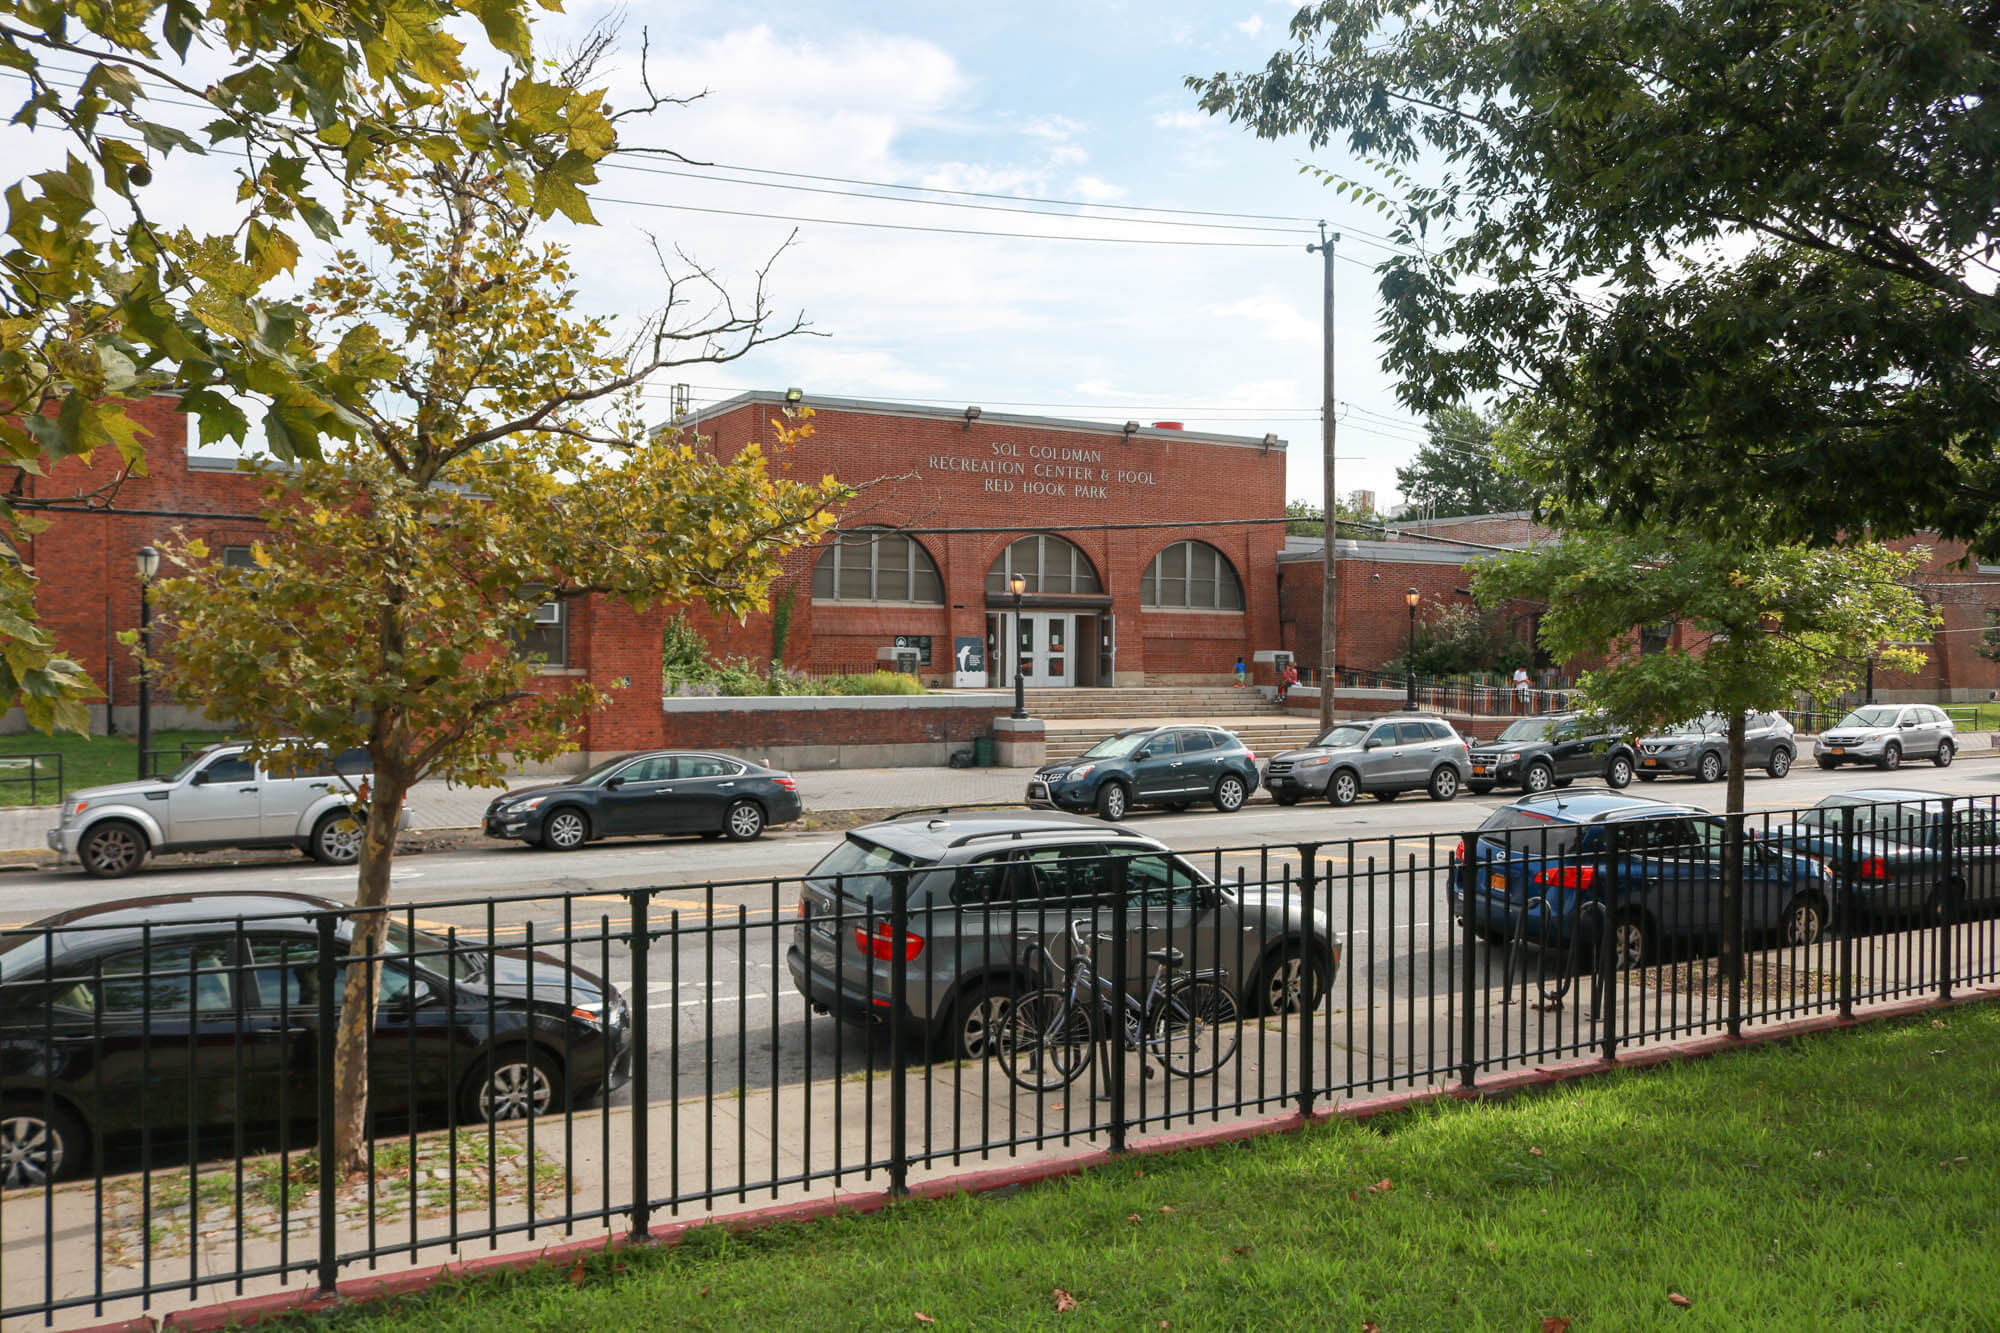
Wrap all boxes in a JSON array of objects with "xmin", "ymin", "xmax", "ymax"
[
  {"xmin": 1008, "ymin": 572, "xmax": 1028, "ymax": 719},
  {"xmin": 1404, "ymin": 587, "xmax": 1421, "ymax": 711},
  {"xmin": 136, "ymin": 546, "xmax": 160, "ymax": 779}
]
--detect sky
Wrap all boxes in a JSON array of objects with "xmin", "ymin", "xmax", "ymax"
[{"xmin": 5, "ymin": 0, "xmax": 1450, "ymax": 515}]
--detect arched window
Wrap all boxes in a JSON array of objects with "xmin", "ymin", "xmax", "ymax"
[
  {"xmin": 1141, "ymin": 540, "xmax": 1244, "ymax": 610},
  {"xmin": 811, "ymin": 529, "xmax": 944, "ymax": 603},
  {"xmin": 985, "ymin": 534, "xmax": 1102, "ymax": 596}
]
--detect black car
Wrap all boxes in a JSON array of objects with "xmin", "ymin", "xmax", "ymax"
[
  {"xmin": 483, "ymin": 750, "xmax": 803, "ymax": 850},
  {"xmin": 1026, "ymin": 725, "xmax": 1260, "ymax": 821},
  {"xmin": 1767, "ymin": 789, "xmax": 2000, "ymax": 918},
  {"xmin": 0, "ymin": 893, "xmax": 632, "ymax": 1185},
  {"xmin": 1467, "ymin": 713, "xmax": 1637, "ymax": 796}
]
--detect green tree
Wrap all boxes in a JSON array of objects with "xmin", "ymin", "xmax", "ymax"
[
  {"xmin": 1475, "ymin": 523, "xmax": 1932, "ymax": 974},
  {"xmin": 1, "ymin": 0, "xmax": 625, "ymax": 728},
  {"xmin": 144, "ymin": 75, "xmax": 847, "ymax": 1174},
  {"xmin": 1191, "ymin": 3, "xmax": 1999, "ymax": 552},
  {"xmin": 1394, "ymin": 407, "xmax": 1532, "ymax": 519}
]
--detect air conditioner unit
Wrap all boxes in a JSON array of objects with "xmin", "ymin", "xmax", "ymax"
[{"xmin": 531, "ymin": 601, "xmax": 561, "ymax": 625}]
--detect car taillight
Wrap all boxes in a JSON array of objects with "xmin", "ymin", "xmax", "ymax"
[
  {"xmin": 1245, "ymin": 748, "xmax": 1256, "ymax": 763},
  {"xmin": 796, "ymin": 898, "xmax": 807, "ymax": 919},
  {"xmin": 1534, "ymin": 865, "xmax": 1597, "ymax": 891},
  {"xmin": 855, "ymin": 921, "xmax": 924, "ymax": 961},
  {"xmin": 1454, "ymin": 839, "xmax": 1467, "ymax": 864},
  {"xmin": 773, "ymin": 776, "xmax": 798, "ymax": 790},
  {"xmin": 1858, "ymin": 856, "xmax": 1890, "ymax": 881}
]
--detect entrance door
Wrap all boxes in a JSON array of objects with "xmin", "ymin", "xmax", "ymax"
[{"xmin": 994, "ymin": 612, "xmax": 1074, "ymax": 687}]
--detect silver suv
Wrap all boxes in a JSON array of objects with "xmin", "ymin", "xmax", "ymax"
[
  {"xmin": 1263, "ymin": 715, "xmax": 1472, "ymax": 806},
  {"xmin": 1636, "ymin": 712, "xmax": 1797, "ymax": 782},
  {"xmin": 47, "ymin": 743, "xmax": 401, "ymax": 878},
  {"xmin": 1813, "ymin": 704, "xmax": 1957, "ymax": 771},
  {"xmin": 786, "ymin": 811, "xmax": 1341, "ymax": 1059}
]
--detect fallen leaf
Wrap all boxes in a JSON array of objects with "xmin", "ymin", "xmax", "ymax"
[
  {"xmin": 1159, "ymin": 1205, "xmax": 1175, "ymax": 1214},
  {"xmin": 699, "ymin": 1287, "xmax": 711, "ymax": 1298},
  {"xmin": 1486, "ymin": 1241, "xmax": 1498, "ymax": 1254},
  {"xmin": 1366, "ymin": 1179, "xmax": 1394, "ymax": 1194},
  {"xmin": 1160, "ymin": 1323, "xmax": 1172, "ymax": 1330},
  {"xmin": 1528, "ymin": 1147, "xmax": 1544, "ymax": 1157},
  {"xmin": 1348, "ymin": 1191, "xmax": 1359, "ymax": 1201},
  {"xmin": 567, "ymin": 1258, "xmax": 585, "ymax": 1289},
  {"xmin": 1127, "ymin": 1213, "xmax": 1141, "ymax": 1224},
  {"xmin": 1668, "ymin": 1292, "xmax": 1693, "ymax": 1308},
  {"xmin": 1543, "ymin": 1319, "xmax": 1572, "ymax": 1333},
  {"xmin": 1053, "ymin": 1288, "xmax": 1078, "ymax": 1314},
  {"xmin": 915, "ymin": 1315, "xmax": 936, "ymax": 1327},
  {"xmin": 1051, "ymin": 1103, "xmax": 1064, "ymax": 1110},
  {"xmin": 1132, "ymin": 1168, "xmax": 1144, "ymax": 1178},
  {"xmin": 1233, "ymin": 1245, "xmax": 1254, "ymax": 1255},
  {"xmin": 1363, "ymin": 1322, "xmax": 1382, "ymax": 1332},
  {"xmin": 1220, "ymin": 1256, "xmax": 1234, "ymax": 1265}
]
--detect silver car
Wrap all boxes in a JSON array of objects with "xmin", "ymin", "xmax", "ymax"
[
  {"xmin": 1636, "ymin": 712, "xmax": 1797, "ymax": 783},
  {"xmin": 47, "ymin": 742, "xmax": 401, "ymax": 877},
  {"xmin": 1813, "ymin": 704, "xmax": 1957, "ymax": 771},
  {"xmin": 786, "ymin": 811, "xmax": 1341, "ymax": 1059},
  {"xmin": 1262, "ymin": 715, "xmax": 1473, "ymax": 806}
]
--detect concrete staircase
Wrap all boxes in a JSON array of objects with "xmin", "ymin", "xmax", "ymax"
[{"xmin": 1026, "ymin": 687, "xmax": 1325, "ymax": 762}]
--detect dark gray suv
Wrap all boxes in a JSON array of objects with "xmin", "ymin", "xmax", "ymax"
[
  {"xmin": 785, "ymin": 811, "xmax": 1341, "ymax": 1059},
  {"xmin": 1264, "ymin": 715, "xmax": 1472, "ymax": 806},
  {"xmin": 1027, "ymin": 725, "xmax": 1260, "ymax": 821}
]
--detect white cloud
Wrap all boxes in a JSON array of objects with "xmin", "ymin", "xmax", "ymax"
[
  {"xmin": 1069, "ymin": 175, "xmax": 1127, "ymax": 203},
  {"xmin": 1208, "ymin": 294, "xmax": 1320, "ymax": 348},
  {"xmin": 1151, "ymin": 109, "xmax": 1209, "ymax": 132},
  {"xmin": 1020, "ymin": 114, "xmax": 1083, "ymax": 143},
  {"xmin": 1237, "ymin": 15, "xmax": 1266, "ymax": 38}
]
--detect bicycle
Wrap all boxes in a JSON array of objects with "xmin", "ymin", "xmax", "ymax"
[{"xmin": 998, "ymin": 917, "xmax": 1242, "ymax": 1092}]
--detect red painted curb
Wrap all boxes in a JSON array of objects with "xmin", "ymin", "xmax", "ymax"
[{"xmin": 76, "ymin": 984, "xmax": 2000, "ymax": 1333}]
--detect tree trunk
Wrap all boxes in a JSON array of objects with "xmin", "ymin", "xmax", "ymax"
[
  {"xmin": 330, "ymin": 772, "xmax": 408, "ymax": 1177},
  {"xmin": 1722, "ymin": 712, "xmax": 1748, "ymax": 998}
]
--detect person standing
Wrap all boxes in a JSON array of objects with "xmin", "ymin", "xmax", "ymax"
[
  {"xmin": 1512, "ymin": 665, "xmax": 1531, "ymax": 714},
  {"xmin": 1234, "ymin": 655, "xmax": 1247, "ymax": 688}
]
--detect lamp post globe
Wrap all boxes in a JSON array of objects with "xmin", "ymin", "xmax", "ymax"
[
  {"xmin": 1403, "ymin": 587, "xmax": 1420, "ymax": 711},
  {"xmin": 1008, "ymin": 573, "xmax": 1028, "ymax": 719}
]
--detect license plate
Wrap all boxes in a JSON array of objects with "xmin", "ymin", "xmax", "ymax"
[
  {"xmin": 1642, "ymin": 759, "xmax": 1659, "ymax": 767},
  {"xmin": 1488, "ymin": 873, "xmax": 1507, "ymax": 891},
  {"xmin": 1830, "ymin": 748, "xmax": 1844, "ymax": 756},
  {"xmin": 1472, "ymin": 765, "xmax": 1488, "ymax": 776}
]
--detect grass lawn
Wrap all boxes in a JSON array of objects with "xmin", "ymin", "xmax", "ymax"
[
  {"xmin": 298, "ymin": 1004, "xmax": 2000, "ymax": 1332},
  {"xmin": 1942, "ymin": 701, "xmax": 2000, "ymax": 732},
  {"xmin": 0, "ymin": 729, "xmax": 221, "ymax": 806}
]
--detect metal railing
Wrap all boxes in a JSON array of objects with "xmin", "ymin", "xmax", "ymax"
[
  {"xmin": 2, "ymin": 792, "xmax": 1996, "ymax": 1326},
  {"xmin": 0, "ymin": 752, "xmax": 63, "ymax": 805}
]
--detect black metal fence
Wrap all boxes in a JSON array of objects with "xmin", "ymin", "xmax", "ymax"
[
  {"xmin": 3, "ymin": 792, "xmax": 1997, "ymax": 1326},
  {"xmin": 0, "ymin": 753, "xmax": 63, "ymax": 806}
]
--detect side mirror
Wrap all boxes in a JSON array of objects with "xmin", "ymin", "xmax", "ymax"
[
  {"xmin": 1363, "ymin": 739, "xmax": 1381, "ymax": 750},
  {"xmin": 604, "ymin": 776, "xmax": 625, "ymax": 790},
  {"xmin": 190, "ymin": 770, "xmax": 209, "ymax": 786},
  {"xmin": 1134, "ymin": 748, "xmax": 1152, "ymax": 760}
]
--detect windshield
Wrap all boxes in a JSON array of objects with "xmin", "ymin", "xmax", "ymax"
[
  {"xmin": 807, "ymin": 835, "xmax": 923, "ymax": 908},
  {"xmin": 165, "ymin": 746, "xmax": 229, "ymax": 784},
  {"xmin": 383, "ymin": 921, "xmax": 481, "ymax": 983},
  {"xmin": 1496, "ymin": 718, "xmax": 1553, "ymax": 743},
  {"xmin": 1839, "ymin": 707, "xmax": 1901, "ymax": 729},
  {"xmin": 575, "ymin": 753, "xmax": 641, "ymax": 786},
  {"xmin": 1080, "ymin": 733, "xmax": 1149, "ymax": 760},
  {"xmin": 1311, "ymin": 724, "xmax": 1369, "ymax": 749},
  {"xmin": 1795, "ymin": 795, "xmax": 1866, "ymax": 828},
  {"xmin": 1661, "ymin": 714, "xmax": 1724, "ymax": 736}
]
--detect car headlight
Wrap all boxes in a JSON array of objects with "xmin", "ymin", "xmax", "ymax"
[
  {"xmin": 1068, "ymin": 763, "xmax": 1096, "ymax": 780},
  {"xmin": 1299, "ymin": 755, "xmax": 1332, "ymax": 767},
  {"xmin": 511, "ymin": 795, "xmax": 547, "ymax": 812}
]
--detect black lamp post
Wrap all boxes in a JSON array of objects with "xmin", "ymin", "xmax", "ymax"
[
  {"xmin": 1008, "ymin": 573, "xmax": 1029, "ymax": 719},
  {"xmin": 1403, "ymin": 587, "xmax": 1420, "ymax": 711},
  {"xmin": 136, "ymin": 545, "xmax": 160, "ymax": 779}
]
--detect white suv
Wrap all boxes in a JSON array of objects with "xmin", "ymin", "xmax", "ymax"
[
  {"xmin": 1813, "ymin": 705, "xmax": 1957, "ymax": 771},
  {"xmin": 47, "ymin": 743, "xmax": 402, "ymax": 877}
]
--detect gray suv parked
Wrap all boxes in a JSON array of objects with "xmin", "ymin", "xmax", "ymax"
[
  {"xmin": 786, "ymin": 811, "xmax": 1341, "ymax": 1059},
  {"xmin": 1813, "ymin": 705, "xmax": 1957, "ymax": 771},
  {"xmin": 47, "ymin": 743, "xmax": 403, "ymax": 878},
  {"xmin": 1263, "ymin": 715, "xmax": 1472, "ymax": 806},
  {"xmin": 1636, "ymin": 712, "xmax": 1797, "ymax": 783}
]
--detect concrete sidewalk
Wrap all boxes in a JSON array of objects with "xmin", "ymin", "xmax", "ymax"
[{"xmin": 0, "ymin": 766, "xmax": 1037, "ymax": 854}]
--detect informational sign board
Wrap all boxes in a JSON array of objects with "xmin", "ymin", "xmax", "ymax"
[
  {"xmin": 952, "ymin": 635, "xmax": 985, "ymax": 688},
  {"xmin": 893, "ymin": 634, "xmax": 933, "ymax": 666}
]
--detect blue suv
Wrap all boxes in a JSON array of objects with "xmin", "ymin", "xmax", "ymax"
[
  {"xmin": 1451, "ymin": 791, "xmax": 1835, "ymax": 967},
  {"xmin": 1028, "ymin": 725, "xmax": 1260, "ymax": 822}
]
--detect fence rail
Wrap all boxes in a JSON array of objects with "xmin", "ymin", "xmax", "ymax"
[
  {"xmin": 0, "ymin": 753, "xmax": 63, "ymax": 806},
  {"xmin": 2, "ymin": 792, "xmax": 1996, "ymax": 1326}
]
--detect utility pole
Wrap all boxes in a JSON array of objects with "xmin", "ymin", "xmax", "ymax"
[{"xmin": 1307, "ymin": 224, "xmax": 1340, "ymax": 730}]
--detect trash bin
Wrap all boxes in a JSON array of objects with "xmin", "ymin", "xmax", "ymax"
[{"xmin": 974, "ymin": 735, "xmax": 995, "ymax": 767}]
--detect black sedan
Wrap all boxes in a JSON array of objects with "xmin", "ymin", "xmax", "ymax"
[
  {"xmin": 0, "ymin": 892, "xmax": 632, "ymax": 1185},
  {"xmin": 482, "ymin": 750, "xmax": 803, "ymax": 850}
]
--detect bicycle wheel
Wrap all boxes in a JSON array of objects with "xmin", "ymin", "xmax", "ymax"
[
  {"xmin": 1149, "ymin": 979, "xmax": 1241, "ymax": 1078},
  {"xmin": 997, "ymin": 988, "xmax": 1095, "ymax": 1092}
]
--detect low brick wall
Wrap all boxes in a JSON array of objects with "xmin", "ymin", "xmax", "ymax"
[{"xmin": 659, "ymin": 692, "xmax": 1016, "ymax": 770}]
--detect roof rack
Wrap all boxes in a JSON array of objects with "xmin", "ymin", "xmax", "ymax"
[{"xmin": 886, "ymin": 806, "xmax": 958, "ymax": 821}]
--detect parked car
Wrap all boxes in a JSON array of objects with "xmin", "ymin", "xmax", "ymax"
[
  {"xmin": 1812, "ymin": 705, "xmax": 1956, "ymax": 771},
  {"xmin": 0, "ymin": 892, "xmax": 633, "ymax": 1186},
  {"xmin": 482, "ymin": 750, "xmax": 802, "ymax": 849},
  {"xmin": 786, "ymin": 810, "xmax": 1339, "ymax": 1058},
  {"xmin": 1636, "ymin": 712, "xmax": 1797, "ymax": 783},
  {"xmin": 1765, "ymin": 789, "xmax": 2000, "ymax": 917},
  {"xmin": 1466, "ymin": 713, "xmax": 1637, "ymax": 796},
  {"xmin": 1450, "ymin": 791, "xmax": 1834, "ymax": 966},
  {"xmin": 47, "ymin": 742, "xmax": 403, "ymax": 878},
  {"xmin": 1263, "ymin": 715, "xmax": 1472, "ymax": 806},
  {"xmin": 1026, "ymin": 725, "xmax": 1260, "ymax": 821}
]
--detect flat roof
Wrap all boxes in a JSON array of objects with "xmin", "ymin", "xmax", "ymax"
[
  {"xmin": 1279, "ymin": 537, "xmax": 1506, "ymax": 564},
  {"xmin": 674, "ymin": 390, "xmax": 1288, "ymax": 453}
]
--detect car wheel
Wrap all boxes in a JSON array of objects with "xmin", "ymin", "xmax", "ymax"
[
  {"xmin": 1372, "ymin": 789, "xmax": 1398, "ymax": 803},
  {"xmin": 1522, "ymin": 762, "xmax": 1554, "ymax": 795},
  {"xmin": 951, "ymin": 984, "xmax": 1014, "ymax": 1060},
  {"xmin": 1879, "ymin": 743, "xmax": 1901, "ymax": 771},
  {"xmin": 1467, "ymin": 783, "xmax": 1493, "ymax": 796},
  {"xmin": 542, "ymin": 806, "xmax": 590, "ymax": 851},
  {"xmin": 1611, "ymin": 909, "xmax": 1651, "ymax": 970},
  {"xmin": 1253, "ymin": 943, "xmax": 1325, "ymax": 1016},
  {"xmin": 1096, "ymin": 781, "xmax": 1131, "ymax": 822},
  {"xmin": 78, "ymin": 820, "xmax": 147, "ymax": 878},
  {"xmin": 1605, "ymin": 755, "xmax": 1634, "ymax": 789},
  {"xmin": 0, "ymin": 1099, "xmax": 86, "ymax": 1188},
  {"xmin": 1815, "ymin": 756, "xmax": 1839, "ymax": 770},
  {"xmin": 1636, "ymin": 771, "xmax": 1658, "ymax": 782},
  {"xmin": 1697, "ymin": 751, "xmax": 1724, "ymax": 783},
  {"xmin": 1767, "ymin": 748, "xmax": 1794, "ymax": 779},
  {"xmin": 1327, "ymin": 769, "xmax": 1359, "ymax": 807},
  {"xmin": 723, "ymin": 799, "xmax": 765, "ymax": 841},
  {"xmin": 1934, "ymin": 739, "xmax": 1955, "ymax": 769},
  {"xmin": 1428, "ymin": 766, "xmax": 1460, "ymax": 801},
  {"xmin": 462, "ymin": 1048, "xmax": 563, "ymax": 1123},
  {"xmin": 309, "ymin": 809, "xmax": 364, "ymax": 865},
  {"xmin": 1213, "ymin": 775, "xmax": 1248, "ymax": 812},
  {"xmin": 1780, "ymin": 893, "xmax": 1826, "ymax": 947}
]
